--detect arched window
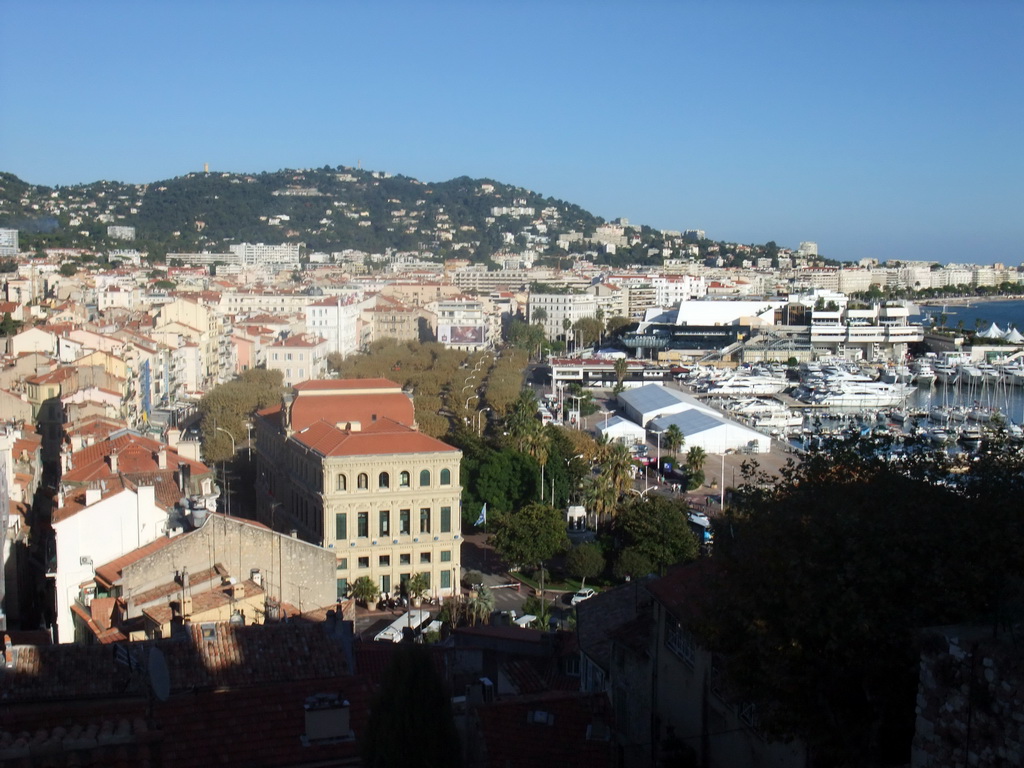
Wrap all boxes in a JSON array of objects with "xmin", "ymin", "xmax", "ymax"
[
  {"xmin": 399, "ymin": 471, "xmax": 410, "ymax": 488},
  {"xmin": 440, "ymin": 468, "xmax": 451, "ymax": 485},
  {"xmin": 357, "ymin": 473, "xmax": 369, "ymax": 490},
  {"xmin": 336, "ymin": 473, "xmax": 347, "ymax": 492},
  {"xmin": 378, "ymin": 472, "xmax": 390, "ymax": 489},
  {"xmin": 419, "ymin": 469, "xmax": 431, "ymax": 487}
]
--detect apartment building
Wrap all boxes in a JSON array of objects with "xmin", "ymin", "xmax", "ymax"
[
  {"xmin": 431, "ymin": 297, "xmax": 491, "ymax": 350},
  {"xmin": 266, "ymin": 334, "xmax": 328, "ymax": 387},
  {"xmin": 253, "ymin": 379, "xmax": 462, "ymax": 603},
  {"xmin": 528, "ymin": 291, "xmax": 599, "ymax": 341},
  {"xmin": 303, "ymin": 295, "xmax": 365, "ymax": 359},
  {"xmin": 0, "ymin": 229, "xmax": 18, "ymax": 257}
]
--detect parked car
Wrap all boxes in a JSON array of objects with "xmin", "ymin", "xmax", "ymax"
[{"xmin": 570, "ymin": 587, "xmax": 596, "ymax": 606}]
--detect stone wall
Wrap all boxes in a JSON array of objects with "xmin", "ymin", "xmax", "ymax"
[
  {"xmin": 913, "ymin": 625, "xmax": 1024, "ymax": 767},
  {"xmin": 121, "ymin": 514, "xmax": 336, "ymax": 616}
]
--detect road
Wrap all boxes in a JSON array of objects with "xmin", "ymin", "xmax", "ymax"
[{"xmin": 461, "ymin": 532, "xmax": 574, "ymax": 627}]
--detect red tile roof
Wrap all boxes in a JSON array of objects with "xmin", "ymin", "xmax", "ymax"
[
  {"xmin": 289, "ymin": 390, "xmax": 415, "ymax": 432},
  {"xmin": 475, "ymin": 691, "xmax": 615, "ymax": 768},
  {"xmin": 61, "ymin": 432, "xmax": 212, "ymax": 511},
  {"xmin": 293, "ymin": 377, "xmax": 399, "ymax": 392},
  {"xmin": 3, "ymin": 621, "xmax": 352, "ymax": 703},
  {"xmin": 293, "ymin": 418, "xmax": 459, "ymax": 457},
  {"xmin": 94, "ymin": 536, "xmax": 177, "ymax": 589}
]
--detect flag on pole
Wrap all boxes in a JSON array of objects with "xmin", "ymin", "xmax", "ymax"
[{"xmin": 475, "ymin": 503, "xmax": 487, "ymax": 527}]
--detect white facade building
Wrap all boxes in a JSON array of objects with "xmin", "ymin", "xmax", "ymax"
[
  {"xmin": 651, "ymin": 275, "xmax": 708, "ymax": 307},
  {"xmin": 0, "ymin": 229, "xmax": 18, "ymax": 257},
  {"xmin": 432, "ymin": 297, "xmax": 491, "ymax": 350},
  {"xmin": 51, "ymin": 484, "xmax": 169, "ymax": 643},
  {"xmin": 528, "ymin": 292, "xmax": 598, "ymax": 341},
  {"xmin": 266, "ymin": 334, "xmax": 328, "ymax": 387},
  {"xmin": 229, "ymin": 242, "xmax": 302, "ymax": 268},
  {"xmin": 304, "ymin": 295, "xmax": 365, "ymax": 359}
]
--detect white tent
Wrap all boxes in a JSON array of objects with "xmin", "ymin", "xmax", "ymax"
[
  {"xmin": 649, "ymin": 409, "xmax": 771, "ymax": 456},
  {"xmin": 978, "ymin": 322, "xmax": 1004, "ymax": 339},
  {"xmin": 1004, "ymin": 327, "xmax": 1024, "ymax": 344},
  {"xmin": 617, "ymin": 383, "xmax": 717, "ymax": 427},
  {"xmin": 596, "ymin": 414, "xmax": 647, "ymax": 445}
]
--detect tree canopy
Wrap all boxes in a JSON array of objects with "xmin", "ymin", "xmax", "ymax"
[
  {"xmin": 614, "ymin": 494, "xmax": 699, "ymax": 573},
  {"xmin": 491, "ymin": 502, "xmax": 569, "ymax": 570},
  {"xmin": 198, "ymin": 368, "xmax": 285, "ymax": 462},
  {"xmin": 697, "ymin": 439, "xmax": 1024, "ymax": 766},
  {"xmin": 361, "ymin": 642, "xmax": 462, "ymax": 768}
]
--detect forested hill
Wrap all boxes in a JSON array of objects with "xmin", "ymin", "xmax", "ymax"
[{"xmin": 0, "ymin": 166, "xmax": 608, "ymax": 262}]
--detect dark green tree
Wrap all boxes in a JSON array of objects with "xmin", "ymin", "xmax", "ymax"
[
  {"xmin": 612, "ymin": 547, "xmax": 653, "ymax": 581},
  {"xmin": 0, "ymin": 312, "xmax": 16, "ymax": 336},
  {"xmin": 698, "ymin": 441, "xmax": 1024, "ymax": 766},
  {"xmin": 565, "ymin": 542, "xmax": 605, "ymax": 586},
  {"xmin": 614, "ymin": 495, "xmax": 698, "ymax": 572},
  {"xmin": 492, "ymin": 502, "xmax": 569, "ymax": 572},
  {"xmin": 573, "ymin": 316, "xmax": 604, "ymax": 348},
  {"xmin": 361, "ymin": 642, "xmax": 462, "ymax": 768}
]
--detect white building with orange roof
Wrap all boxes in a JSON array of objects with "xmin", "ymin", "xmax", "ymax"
[
  {"xmin": 7, "ymin": 326, "xmax": 57, "ymax": 358},
  {"xmin": 265, "ymin": 334, "xmax": 328, "ymax": 387},
  {"xmin": 253, "ymin": 379, "xmax": 463, "ymax": 603},
  {"xmin": 47, "ymin": 478, "xmax": 171, "ymax": 643},
  {"xmin": 302, "ymin": 294, "xmax": 368, "ymax": 360}
]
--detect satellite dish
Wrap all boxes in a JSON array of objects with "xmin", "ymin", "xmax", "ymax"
[{"xmin": 148, "ymin": 647, "xmax": 170, "ymax": 702}]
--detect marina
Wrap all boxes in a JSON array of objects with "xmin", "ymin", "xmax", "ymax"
[{"xmin": 680, "ymin": 356, "xmax": 1024, "ymax": 450}]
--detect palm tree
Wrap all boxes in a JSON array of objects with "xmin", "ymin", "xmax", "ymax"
[
  {"xmin": 506, "ymin": 391, "xmax": 541, "ymax": 453},
  {"xmin": 583, "ymin": 471, "xmax": 618, "ymax": 527},
  {"xmin": 467, "ymin": 584, "xmax": 494, "ymax": 625},
  {"xmin": 600, "ymin": 441, "xmax": 635, "ymax": 499},
  {"xmin": 582, "ymin": 441, "xmax": 635, "ymax": 526},
  {"xmin": 685, "ymin": 446, "xmax": 707, "ymax": 475},
  {"xmin": 613, "ymin": 357, "xmax": 628, "ymax": 392},
  {"xmin": 663, "ymin": 424, "xmax": 685, "ymax": 460}
]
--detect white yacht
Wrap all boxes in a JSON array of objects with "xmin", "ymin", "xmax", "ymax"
[
  {"xmin": 797, "ymin": 381, "xmax": 916, "ymax": 408},
  {"xmin": 911, "ymin": 359, "xmax": 937, "ymax": 387},
  {"xmin": 705, "ymin": 375, "xmax": 789, "ymax": 396}
]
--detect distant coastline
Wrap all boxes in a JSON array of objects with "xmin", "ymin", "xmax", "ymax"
[{"xmin": 917, "ymin": 295, "xmax": 1024, "ymax": 307}]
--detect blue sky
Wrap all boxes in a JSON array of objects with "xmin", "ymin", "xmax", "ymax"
[{"xmin": 2, "ymin": 1, "xmax": 1021, "ymax": 265}]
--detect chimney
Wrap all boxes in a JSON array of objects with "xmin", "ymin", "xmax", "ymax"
[
  {"xmin": 166, "ymin": 427, "xmax": 181, "ymax": 448},
  {"xmin": 232, "ymin": 582, "xmax": 245, "ymax": 600},
  {"xmin": 250, "ymin": 568, "xmax": 262, "ymax": 587},
  {"xmin": 176, "ymin": 441, "xmax": 200, "ymax": 462},
  {"xmin": 156, "ymin": 448, "xmax": 167, "ymax": 470},
  {"xmin": 106, "ymin": 453, "xmax": 118, "ymax": 473},
  {"xmin": 181, "ymin": 596, "xmax": 193, "ymax": 617},
  {"xmin": 178, "ymin": 462, "xmax": 192, "ymax": 493},
  {"xmin": 282, "ymin": 393, "xmax": 295, "ymax": 434}
]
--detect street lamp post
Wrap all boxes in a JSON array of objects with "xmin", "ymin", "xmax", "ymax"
[
  {"xmin": 476, "ymin": 406, "xmax": 492, "ymax": 436},
  {"xmin": 721, "ymin": 452, "xmax": 726, "ymax": 509},
  {"xmin": 652, "ymin": 429, "xmax": 664, "ymax": 479},
  {"xmin": 465, "ymin": 393, "xmax": 479, "ymax": 410}
]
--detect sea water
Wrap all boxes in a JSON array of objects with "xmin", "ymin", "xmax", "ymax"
[{"xmin": 916, "ymin": 299, "xmax": 1024, "ymax": 333}]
